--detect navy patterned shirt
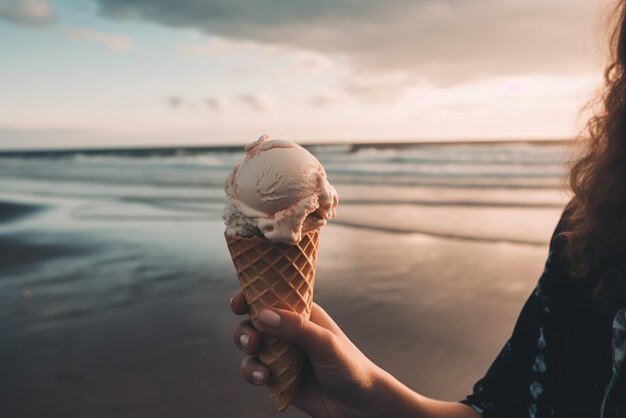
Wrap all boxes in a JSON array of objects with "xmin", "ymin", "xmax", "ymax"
[{"xmin": 460, "ymin": 211, "xmax": 626, "ymax": 418}]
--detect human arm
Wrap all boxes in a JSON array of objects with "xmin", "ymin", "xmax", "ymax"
[
  {"xmin": 231, "ymin": 291, "xmax": 481, "ymax": 418},
  {"xmin": 459, "ymin": 210, "xmax": 576, "ymax": 417}
]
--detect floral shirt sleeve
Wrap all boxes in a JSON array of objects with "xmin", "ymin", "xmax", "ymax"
[{"xmin": 460, "ymin": 225, "xmax": 577, "ymax": 418}]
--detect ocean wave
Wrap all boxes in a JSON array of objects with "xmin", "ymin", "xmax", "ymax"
[
  {"xmin": 0, "ymin": 142, "xmax": 571, "ymax": 218},
  {"xmin": 0, "ymin": 187, "xmax": 565, "ymax": 211},
  {"xmin": 0, "ymin": 142, "xmax": 570, "ymax": 192}
]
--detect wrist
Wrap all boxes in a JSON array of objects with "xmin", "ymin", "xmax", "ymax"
[{"xmin": 367, "ymin": 366, "xmax": 425, "ymax": 418}]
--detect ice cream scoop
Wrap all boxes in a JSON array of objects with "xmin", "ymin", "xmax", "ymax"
[{"xmin": 223, "ymin": 135, "xmax": 338, "ymax": 245}]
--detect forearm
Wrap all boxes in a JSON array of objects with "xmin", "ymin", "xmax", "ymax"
[{"xmin": 371, "ymin": 367, "xmax": 481, "ymax": 418}]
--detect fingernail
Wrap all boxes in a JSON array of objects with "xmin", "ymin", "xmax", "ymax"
[
  {"xmin": 252, "ymin": 370, "xmax": 265, "ymax": 383},
  {"xmin": 259, "ymin": 309, "xmax": 281, "ymax": 328},
  {"xmin": 239, "ymin": 333, "xmax": 250, "ymax": 349},
  {"xmin": 229, "ymin": 296, "xmax": 234, "ymax": 306}
]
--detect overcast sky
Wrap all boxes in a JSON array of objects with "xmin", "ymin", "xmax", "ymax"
[{"xmin": 0, "ymin": 0, "xmax": 614, "ymax": 149}]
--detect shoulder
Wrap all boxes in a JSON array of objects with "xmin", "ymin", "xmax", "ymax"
[
  {"xmin": 531, "ymin": 203, "xmax": 580, "ymax": 316},
  {"xmin": 548, "ymin": 201, "xmax": 574, "ymax": 255},
  {"xmin": 544, "ymin": 202, "xmax": 575, "ymax": 277}
]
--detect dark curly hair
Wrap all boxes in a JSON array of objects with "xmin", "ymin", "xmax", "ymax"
[{"xmin": 563, "ymin": 0, "xmax": 626, "ymax": 310}]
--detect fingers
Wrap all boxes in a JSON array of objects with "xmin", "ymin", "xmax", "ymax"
[
  {"xmin": 232, "ymin": 292, "xmax": 347, "ymax": 369},
  {"xmin": 232, "ymin": 304, "xmax": 268, "ymax": 387},
  {"xmin": 240, "ymin": 355, "xmax": 270, "ymax": 386},
  {"xmin": 231, "ymin": 293, "xmax": 344, "ymax": 340},
  {"xmin": 258, "ymin": 308, "xmax": 338, "ymax": 363},
  {"xmin": 232, "ymin": 319, "xmax": 263, "ymax": 354},
  {"xmin": 230, "ymin": 291, "xmax": 248, "ymax": 315},
  {"xmin": 309, "ymin": 303, "xmax": 345, "ymax": 339}
]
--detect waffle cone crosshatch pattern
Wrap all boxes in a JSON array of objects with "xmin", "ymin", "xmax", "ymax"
[{"xmin": 225, "ymin": 230, "xmax": 320, "ymax": 411}]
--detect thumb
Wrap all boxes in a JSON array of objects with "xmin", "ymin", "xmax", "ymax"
[{"xmin": 258, "ymin": 308, "xmax": 337, "ymax": 363}]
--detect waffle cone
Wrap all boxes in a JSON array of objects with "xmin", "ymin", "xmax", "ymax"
[{"xmin": 225, "ymin": 229, "xmax": 320, "ymax": 412}]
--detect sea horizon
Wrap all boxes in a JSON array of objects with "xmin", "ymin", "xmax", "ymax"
[{"xmin": 0, "ymin": 137, "xmax": 576, "ymax": 157}]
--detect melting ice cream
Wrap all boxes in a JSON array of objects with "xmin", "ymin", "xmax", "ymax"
[{"xmin": 223, "ymin": 135, "xmax": 338, "ymax": 245}]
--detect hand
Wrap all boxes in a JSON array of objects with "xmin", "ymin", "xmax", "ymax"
[
  {"xmin": 230, "ymin": 291, "xmax": 383, "ymax": 418},
  {"xmin": 230, "ymin": 292, "xmax": 480, "ymax": 418}
]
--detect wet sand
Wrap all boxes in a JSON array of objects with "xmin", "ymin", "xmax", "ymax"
[{"xmin": 0, "ymin": 199, "xmax": 562, "ymax": 418}]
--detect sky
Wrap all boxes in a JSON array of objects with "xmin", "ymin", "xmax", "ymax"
[{"xmin": 0, "ymin": 0, "xmax": 615, "ymax": 149}]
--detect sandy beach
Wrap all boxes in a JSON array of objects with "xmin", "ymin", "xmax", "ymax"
[{"xmin": 0, "ymin": 142, "xmax": 569, "ymax": 417}]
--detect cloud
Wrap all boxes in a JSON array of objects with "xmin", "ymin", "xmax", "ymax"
[
  {"xmin": 342, "ymin": 71, "xmax": 416, "ymax": 103},
  {"xmin": 166, "ymin": 95, "xmax": 199, "ymax": 109},
  {"xmin": 238, "ymin": 92, "xmax": 276, "ymax": 112},
  {"xmin": 181, "ymin": 38, "xmax": 334, "ymax": 79},
  {"xmin": 206, "ymin": 96, "xmax": 231, "ymax": 112},
  {"xmin": 167, "ymin": 92, "xmax": 276, "ymax": 112},
  {"xmin": 65, "ymin": 28, "xmax": 133, "ymax": 53},
  {"xmin": 181, "ymin": 36, "xmax": 282, "ymax": 56},
  {"xmin": 0, "ymin": 0, "xmax": 55, "ymax": 27},
  {"xmin": 167, "ymin": 95, "xmax": 183, "ymax": 108},
  {"xmin": 96, "ymin": 0, "xmax": 608, "ymax": 86},
  {"xmin": 275, "ymin": 50, "xmax": 334, "ymax": 80},
  {"xmin": 310, "ymin": 90, "xmax": 344, "ymax": 108}
]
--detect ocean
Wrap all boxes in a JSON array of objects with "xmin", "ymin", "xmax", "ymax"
[
  {"xmin": 0, "ymin": 140, "xmax": 573, "ymax": 418},
  {"xmin": 0, "ymin": 140, "xmax": 570, "ymax": 242}
]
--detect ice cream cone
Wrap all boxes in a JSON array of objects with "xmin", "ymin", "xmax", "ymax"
[{"xmin": 225, "ymin": 229, "xmax": 320, "ymax": 412}]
